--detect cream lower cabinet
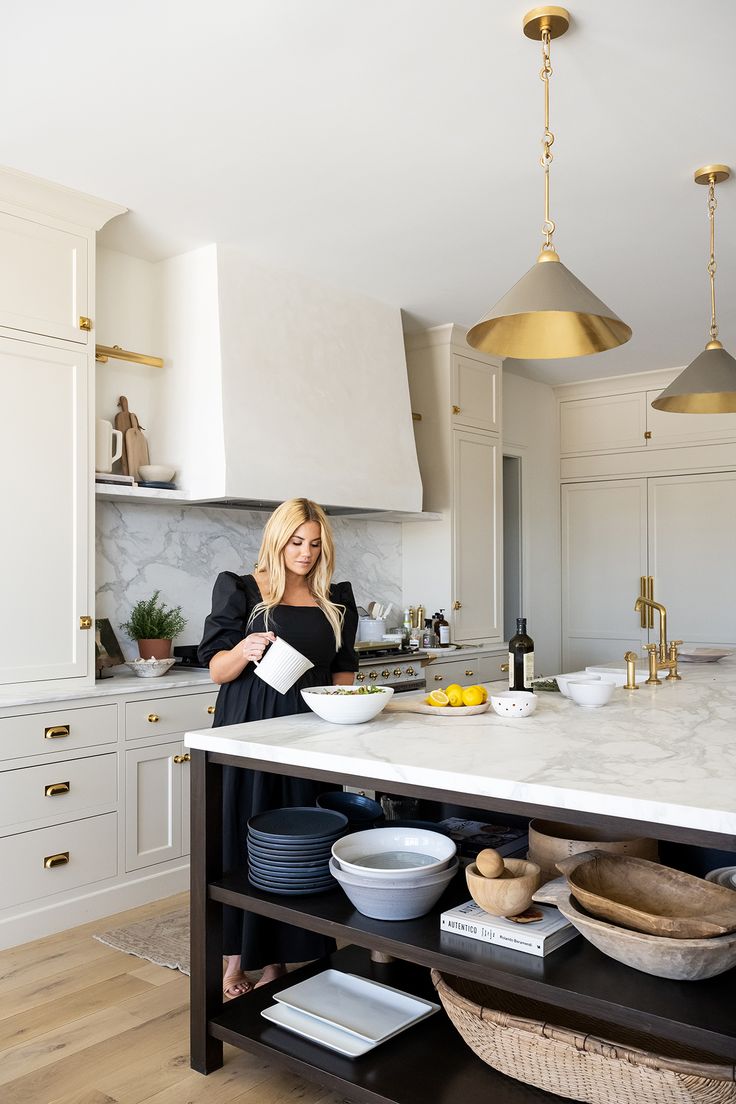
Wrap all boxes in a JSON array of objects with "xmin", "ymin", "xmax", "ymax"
[
  {"xmin": 125, "ymin": 740, "xmax": 189, "ymax": 871},
  {"xmin": 561, "ymin": 472, "xmax": 736, "ymax": 668},
  {"xmin": 423, "ymin": 648, "xmax": 508, "ymax": 689}
]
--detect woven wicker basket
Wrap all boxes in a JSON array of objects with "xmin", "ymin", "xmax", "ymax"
[{"xmin": 431, "ymin": 970, "xmax": 736, "ymax": 1104}]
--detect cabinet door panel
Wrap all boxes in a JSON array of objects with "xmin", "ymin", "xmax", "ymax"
[
  {"xmin": 452, "ymin": 430, "xmax": 502, "ymax": 642},
  {"xmin": 0, "ymin": 213, "xmax": 88, "ymax": 344},
  {"xmin": 125, "ymin": 742, "xmax": 183, "ymax": 871},
  {"xmin": 646, "ymin": 391, "xmax": 736, "ymax": 448},
  {"xmin": 560, "ymin": 394, "xmax": 647, "ymax": 455},
  {"xmin": 451, "ymin": 355, "xmax": 499, "ymax": 433},
  {"xmin": 562, "ymin": 480, "xmax": 648, "ymax": 668},
  {"xmin": 0, "ymin": 339, "xmax": 89, "ymax": 684},
  {"xmin": 648, "ymin": 473, "xmax": 736, "ymax": 645}
]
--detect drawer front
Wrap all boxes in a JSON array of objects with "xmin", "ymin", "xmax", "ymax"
[
  {"xmin": 0, "ymin": 813, "xmax": 117, "ymax": 910},
  {"xmin": 0, "ymin": 753, "xmax": 116, "ymax": 830},
  {"xmin": 424, "ymin": 653, "xmax": 503, "ymax": 686},
  {"xmin": 0, "ymin": 704, "xmax": 117, "ymax": 762},
  {"xmin": 125, "ymin": 691, "xmax": 218, "ymax": 742}
]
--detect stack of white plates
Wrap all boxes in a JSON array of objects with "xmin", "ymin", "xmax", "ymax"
[
  {"xmin": 706, "ymin": 866, "xmax": 736, "ymax": 889},
  {"xmin": 247, "ymin": 807, "xmax": 347, "ymax": 896},
  {"xmin": 261, "ymin": 969, "xmax": 439, "ymax": 1057}
]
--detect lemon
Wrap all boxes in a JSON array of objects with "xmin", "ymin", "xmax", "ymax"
[
  {"xmin": 461, "ymin": 686, "xmax": 484, "ymax": 707},
  {"xmin": 427, "ymin": 689, "xmax": 450, "ymax": 707},
  {"xmin": 445, "ymin": 683, "xmax": 462, "ymax": 697},
  {"xmin": 447, "ymin": 686, "xmax": 464, "ymax": 708},
  {"xmin": 474, "ymin": 685, "xmax": 489, "ymax": 703}
]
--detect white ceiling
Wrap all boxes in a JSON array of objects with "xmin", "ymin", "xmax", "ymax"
[{"xmin": 5, "ymin": 0, "xmax": 736, "ymax": 383}]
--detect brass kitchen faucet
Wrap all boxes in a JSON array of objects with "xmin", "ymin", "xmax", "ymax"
[{"xmin": 633, "ymin": 596, "xmax": 682, "ymax": 684}]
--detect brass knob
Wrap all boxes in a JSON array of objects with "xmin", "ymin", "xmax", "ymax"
[
  {"xmin": 644, "ymin": 430, "xmax": 652, "ymax": 439},
  {"xmin": 500, "ymin": 663, "xmax": 509, "ymax": 672},
  {"xmin": 44, "ymin": 852, "xmax": 70, "ymax": 869},
  {"xmin": 465, "ymin": 669, "xmax": 474, "ymax": 677},
  {"xmin": 44, "ymin": 782, "xmax": 70, "ymax": 797},
  {"xmin": 207, "ymin": 705, "xmax": 215, "ymax": 714},
  {"xmin": 44, "ymin": 725, "xmax": 70, "ymax": 739},
  {"xmin": 78, "ymin": 315, "xmax": 92, "ymax": 331},
  {"xmin": 356, "ymin": 672, "xmax": 366, "ymax": 682},
  {"xmin": 406, "ymin": 667, "xmax": 416, "ymax": 676},
  {"xmin": 393, "ymin": 668, "xmax": 402, "ymax": 676},
  {"xmin": 79, "ymin": 615, "xmax": 93, "ymax": 630},
  {"xmin": 173, "ymin": 753, "xmax": 191, "ymax": 764},
  {"xmin": 147, "ymin": 714, "xmax": 159, "ymax": 723},
  {"xmin": 453, "ymin": 601, "xmax": 462, "ymax": 610},
  {"xmin": 369, "ymin": 671, "xmax": 378, "ymax": 680},
  {"xmin": 434, "ymin": 674, "xmax": 444, "ymax": 681},
  {"xmin": 452, "ymin": 404, "xmax": 461, "ymax": 414},
  {"xmin": 381, "ymin": 669, "xmax": 390, "ymax": 678}
]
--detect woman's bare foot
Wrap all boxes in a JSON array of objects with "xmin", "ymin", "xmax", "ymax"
[
  {"xmin": 222, "ymin": 954, "xmax": 254, "ymax": 999},
  {"xmin": 255, "ymin": 962, "xmax": 287, "ymax": 988}
]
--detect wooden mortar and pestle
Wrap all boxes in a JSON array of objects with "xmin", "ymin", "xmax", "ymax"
[{"xmin": 465, "ymin": 848, "xmax": 542, "ymax": 917}]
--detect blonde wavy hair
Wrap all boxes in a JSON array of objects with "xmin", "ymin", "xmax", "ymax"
[{"xmin": 249, "ymin": 498, "xmax": 345, "ymax": 647}]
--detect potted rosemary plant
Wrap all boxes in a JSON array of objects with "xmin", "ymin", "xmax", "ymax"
[{"xmin": 121, "ymin": 591, "xmax": 188, "ymax": 659}]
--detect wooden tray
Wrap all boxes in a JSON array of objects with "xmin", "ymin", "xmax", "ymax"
[
  {"xmin": 556, "ymin": 851, "xmax": 736, "ymax": 939},
  {"xmin": 384, "ymin": 700, "xmax": 490, "ymax": 717}
]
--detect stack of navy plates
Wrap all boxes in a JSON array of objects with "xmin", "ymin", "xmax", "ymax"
[{"xmin": 247, "ymin": 807, "xmax": 348, "ymax": 896}]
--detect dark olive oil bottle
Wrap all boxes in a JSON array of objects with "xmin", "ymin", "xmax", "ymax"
[{"xmin": 509, "ymin": 617, "xmax": 534, "ymax": 691}]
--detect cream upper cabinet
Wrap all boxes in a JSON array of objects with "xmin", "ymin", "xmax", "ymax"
[
  {"xmin": 0, "ymin": 212, "xmax": 89, "ymax": 344},
  {"xmin": 646, "ymin": 390, "xmax": 736, "ymax": 449},
  {"xmin": 0, "ymin": 339, "xmax": 90, "ymax": 685},
  {"xmin": 452, "ymin": 429, "xmax": 502, "ymax": 642},
  {"xmin": 451, "ymin": 354, "xmax": 500, "ymax": 433},
  {"xmin": 560, "ymin": 393, "xmax": 648, "ymax": 456}
]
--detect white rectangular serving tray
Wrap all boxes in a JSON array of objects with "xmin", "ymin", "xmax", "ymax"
[
  {"xmin": 272, "ymin": 969, "xmax": 439, "ymax": 1043},
  {"xmin": 261, "ymin": 1002, "xmax": 377, "ymax": 1057}
]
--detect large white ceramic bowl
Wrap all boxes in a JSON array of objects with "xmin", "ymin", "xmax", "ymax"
[
  {"xmin": 332, "ymin": 825, "xmax": 457, "ymax": 878},
  {"xmin": 300, "ymin": 685, "xmax": 393, "ymax": 725},
  {"xmin": 125, "ymin": 658, "xmax": 176, "ymax": 678},
  {"xmin": 489, "ymin": 691, "xmax": 537, "ymax": 718},
  {"xmin": 329, "ymin": 856, "xmax": 458, "ymax": 920},
  {"xmin": 555, "ymin": 672, "xmax": 601, "ymax": 698},
  {"xmin": 567, "ymin": 678, "xmax": 615, "ymax": 708},
  {"xmin": 138, "ymin": 464, "xmax": 176, "ymax": 482}
]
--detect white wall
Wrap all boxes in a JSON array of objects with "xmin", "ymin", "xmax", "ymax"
[{"xmin": 503, "ymin": 372, "xmax": 561, "ymax": 675}]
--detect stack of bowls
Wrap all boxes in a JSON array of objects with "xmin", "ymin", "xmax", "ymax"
[
  {"xmin": 330, "ymin": 826, "xmax": 458, "ymax": 920},
  {"xmin": 247, "ymin": 807, "xmax": 347, "ymax": 896}
]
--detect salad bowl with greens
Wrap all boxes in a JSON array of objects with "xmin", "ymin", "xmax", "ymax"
[{"xmin": 300, "ymin": 685, "xmax": 394, "ymax": 725}]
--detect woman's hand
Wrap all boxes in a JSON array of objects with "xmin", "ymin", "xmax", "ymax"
[{"xmin": 242, "ymin": 632, "xmax": 276, "ymax": 664}]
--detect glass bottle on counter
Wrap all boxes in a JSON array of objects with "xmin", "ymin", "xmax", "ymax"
[
  {"xmin": 436, "ymin": 609, "xmax": 451, "ymax": 647},
  {"xmin": 421, "ymin": 618, "xmax": 435, "ymax": 648},
  {"xmin": 509, "ymin": 617, "xmax": 534, "ymax": 691}
]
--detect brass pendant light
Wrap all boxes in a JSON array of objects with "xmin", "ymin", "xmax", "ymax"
[
  {"xmin": 466, "ymin": 6, "xmax": 632, "ymax": 360},
  {"xmin": 651, "ymin": 165, "xmax": 736, "ymax": 414}
]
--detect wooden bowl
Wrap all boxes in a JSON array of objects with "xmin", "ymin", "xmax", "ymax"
[
  {"xmin": 466, "ymin": 858, "xmax": 541, "ymax": 917},
  {"xmin": 528, "ymin": 819, "xmax": 658, "ymax": 881},
  {"xmin": 535, "ymin": 880, "xmax": 736, "ymax": 980},
  {"xmin": 556, "ymin": 850, "xmax": 736, "ymax": 939}
]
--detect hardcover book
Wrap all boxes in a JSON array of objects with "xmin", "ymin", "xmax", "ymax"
[
  {"xmin": 440, "ymin": 899, "xmax": 578, "ymax": 956},
  {"xmin": 438, "ymin": 817, "xmax": 528, "ymax": 860}
]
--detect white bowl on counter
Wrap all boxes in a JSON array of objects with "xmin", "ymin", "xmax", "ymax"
[
  {"xmin": 331, "ymin": 826, "xmax": 457, "ymax": 878},
  {"xmin": 125, "ymin": 657, "xmax": 176, "ymax": 678},
  {"xmin": 489, "ymin": 691, "xmax": 537, "ymax": 718},
  {"xmin": 137, "ymin": 464, "xmax": 177, "ymax": 482},
  {"xmin": 300, "ymin": 685, "xmax": 393, "ymax": 725},
  {"xmin": 566, "ymin": 679, "xmax": 616, "ymax": 708},
  {"xmin": 555, "ymin": 672, "xmax": 601, "ymax": 698}
]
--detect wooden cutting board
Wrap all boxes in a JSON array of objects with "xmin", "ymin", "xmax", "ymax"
[
  {"xmin": 384, "ymin": 699, "xmax": 490, "ymax": 717},
  {"xmin": 113, "ymin": 396, "xmax": 135, "ymax": 475},
  {"xmin": 124, "ymin": 413, "xmax": 150, "ymax": 481}
]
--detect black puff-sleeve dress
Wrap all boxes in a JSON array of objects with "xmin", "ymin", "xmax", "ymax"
[{"xmin": 198, "ymin": 572, "xmax": 359, "ymax": 969}]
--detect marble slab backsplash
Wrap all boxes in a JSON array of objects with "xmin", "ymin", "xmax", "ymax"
[{"xmin": 96, "ymin": 502, "xmax": 403, "ymax": 658}]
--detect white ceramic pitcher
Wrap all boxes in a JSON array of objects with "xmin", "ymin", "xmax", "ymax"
[{"xmin": 96, "ymin": 418, "xmax": 124, "ymax": 473}]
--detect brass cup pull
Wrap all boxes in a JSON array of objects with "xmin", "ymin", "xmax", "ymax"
[
  {"xmin": 147, "ymin": 714, "xmax": 159, "ymax": 723},
  {"xmin": 434, "ymin": 674, "xmax": 444, "ymax": 681},
  {"xmin": 45, "ymin": 782, "xmax": 70, "ymax": 797},
  {"xmin": 465, "ymin": 669, "xmax": 474, "ymax": 677},
  {"xmin": 173, "ymin": 753, "xmax": 191, "ymax": 764},
  {"xmin": 44, "ymin": 852, "xmax": 70, "ymax": 869},
  {"xmin": 207, "ymin": 705, "xmax": 215, "ymax": 715},
  {"xmin": 500, "ymin": 663, "xmax": 509, "ymax": 672},
  {"xmin": 45, "ymin": 725, "xmax": 70, "ymax": 739}
]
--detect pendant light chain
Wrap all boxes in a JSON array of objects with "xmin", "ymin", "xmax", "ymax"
[
  {"xmin": 707, "ymin": 177, "xmax": 719, "ymax": 341},
  {"xmin": 540, "ymin": 28, "xmax": 556, "ymax": 251}
]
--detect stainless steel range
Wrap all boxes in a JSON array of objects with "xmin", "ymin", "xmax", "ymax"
[{"xmin": 355, "ymin": 645, "xmax": 427, "ymax": 694}]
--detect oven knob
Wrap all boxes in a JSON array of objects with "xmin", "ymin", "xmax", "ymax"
[
  {"xmin": 369, "ymin": 671, "xmax": 378, "ymax": 680},
  {"xmin": 381, "ymin": 669, "xmax": 390, "ymax": 678},
  {"xmin": 356, "ymin": 672, "xmax": 366, "ymax": 682},
  {"xmin": 393, "ymin": 668, "xmax": 402, "ymax": 677},
  {"xmin": 406, "ymin": 666, "xmax": 416, "ymax": 676}
]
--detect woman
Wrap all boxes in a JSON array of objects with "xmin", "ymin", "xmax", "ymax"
[{"xmin": 198, "ymin": 498, "xmax": 358, "ymax": 998}]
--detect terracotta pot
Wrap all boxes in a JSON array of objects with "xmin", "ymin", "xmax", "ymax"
[{"xmin": 137, "ymin": 639, "xmax": 172, "ymax": 660}]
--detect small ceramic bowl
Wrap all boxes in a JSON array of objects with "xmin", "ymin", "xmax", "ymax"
[
  {"xmin": 555, "ymin": 672, "xmax": 601, "ymax": 698},
  {"xmin": 138, "ymin": 464, "xmax": 177, "ymax": 482},
  {"xmin": 489, "ymin": 691, "xmax": 537, "ymax": 718},
  {"xmin": 125, "ymin": 658, "xmax": 176, "ymax": 678},
  {"xmin": 567, "ymin": 678, "xmax": 615, "ymax": 708}
]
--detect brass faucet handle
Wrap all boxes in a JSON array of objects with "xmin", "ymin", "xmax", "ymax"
[
  {"xmin": 644, "ymin": 643, "xmax": 662, "ymax": 685},
  {"xmin": 667, "ymin": 639, "xmax": 683, "ymax": 681}
]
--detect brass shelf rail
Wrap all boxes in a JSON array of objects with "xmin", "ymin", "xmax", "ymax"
[{"xmin": 95, "ymin": 344, "xmax": 164, "ymax": 368}]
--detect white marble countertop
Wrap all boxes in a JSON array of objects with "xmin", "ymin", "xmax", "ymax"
[
  {"xmin": 0, "ymin": 668, "xmax": 216, "ymax": 709},
  {"xmin": 186, "ymin": 659, "xmax": 736, "ymax": 837}
]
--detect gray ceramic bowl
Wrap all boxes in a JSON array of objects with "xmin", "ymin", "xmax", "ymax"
[{"xmin": 328, "ymin": 856, "xmax": 458, "ymax": 920}]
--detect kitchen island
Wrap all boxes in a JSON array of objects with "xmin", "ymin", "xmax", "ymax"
[{"xmin": 185, "ymin": 661, "xmax": 736, "ymax": 1101}]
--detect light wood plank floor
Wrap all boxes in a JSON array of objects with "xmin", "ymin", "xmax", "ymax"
[{"xmin": 0, "ymin": 894, "xmax": 345, "ymax": 1104}]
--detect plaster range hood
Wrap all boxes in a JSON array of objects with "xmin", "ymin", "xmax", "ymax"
[{"xmin": 155, "ymin": 244, "xmax": 423, "ymax": 514}]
